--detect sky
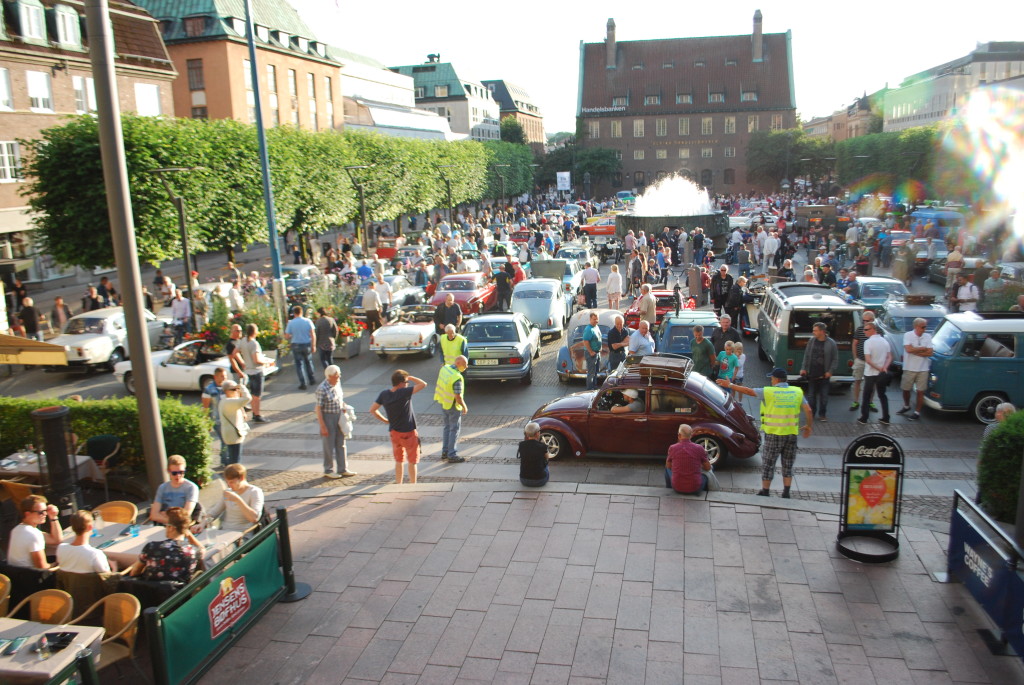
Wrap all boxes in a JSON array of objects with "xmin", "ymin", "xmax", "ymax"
[{"xmin": 291, "ymin": 1, "xmax": 1024, "ymax": 134}]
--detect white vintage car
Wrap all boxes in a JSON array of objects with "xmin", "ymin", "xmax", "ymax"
[
  {"xmin": 49, "ymin": 307, "xmax": 168, "ymax": 371},
  {"xmin": 113, "ymin": 339, "xmax": 279, "ymax": 394},
  {"xmin": 369, "ymin": 305, "xmax": 439, "ymax": 359}
]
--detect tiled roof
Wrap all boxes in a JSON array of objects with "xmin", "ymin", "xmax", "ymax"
[
  {"xmin": 133, "ymin": 0, "xmax": 314, "ymax": 38},
  {"xmin": 391, "ymin": 62, "xmax": 464, "ymax": 96},
  {"xmin": 579, "ymin": 31, "xmax": 794, "ymax": 115},
  {"xmin": 481, "ymin": 79, "xmax": 542, "ymax": 115},
  {"xmin": 327, "ymin": 45, "xmax": 387, "ymax": 71}
]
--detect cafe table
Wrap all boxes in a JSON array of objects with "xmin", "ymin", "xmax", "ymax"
[
  {"xmin": 58, "ymin": 519, "xmax": 243, "ymax": 571},
  {"xmin": 0, "ymin": 617, "xmax": 103, "ymax": 684},
  {"xmin": 1, "ymin": 451, "xmax": 102, "ymax": 483}
]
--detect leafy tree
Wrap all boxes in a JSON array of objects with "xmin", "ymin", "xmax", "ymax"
[
  {"xmin": 547, "ymin": 131, "xmax": 574, "ymax": 147},
  {"xmin": 500, "ymin": 117, "xmax": 528, "ymax": 145},
  {"xmin": 745, "ymin": 129, "xmax": 804, "ymax": 188},
  {"xmin": 482, "ymin": 141, "xmax": 534, "ymax": 202},
  {"xmin": 576, "ymin": 148, "xmax": 621, "ymax": 184}
]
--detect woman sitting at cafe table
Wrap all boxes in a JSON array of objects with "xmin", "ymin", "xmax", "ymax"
[
  {"xmin": 147, "ymin": 454, "xmax": 199, "ymax": 525},
  {"xmin": 125, "ymin": 507, "xmax": 200, "ymax": 584},
  {"xmin": 198, "ymin": 464, "xmax": 265, "ymax": 533}
]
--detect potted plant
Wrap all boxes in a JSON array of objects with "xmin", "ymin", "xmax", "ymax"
[
  {"xmin": 334, "ymin": 315, "xmax": 367, "ymax": 359},
  {"xmin": 302, "ymin": 281, "xmax": 364, "ymax": 360}
]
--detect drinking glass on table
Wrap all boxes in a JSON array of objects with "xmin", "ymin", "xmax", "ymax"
[{"xmin": 91, "ymin": 510, "xmax": 103, "ymax": 537}]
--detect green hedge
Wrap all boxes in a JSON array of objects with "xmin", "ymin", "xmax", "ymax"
[
  {"xmin": 981, "ymin": 282, "xmax": 1024, "ymax": 312},
  {"xmin": 0, "ymin": 396, "xmax": 213, "ymax": 488},
  {"xmin": 976, "ymin": 411, "xmax": 1024, "ymax": 521}
]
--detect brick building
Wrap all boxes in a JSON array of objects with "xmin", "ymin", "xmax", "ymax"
[
  {"xmin": 577, "ymin": 12, "xmax": 796, "ymax": 197},
  {"xmin": 481, "ymin": 79, "xmax": 545, "ymax": 152},
  {"xmin": 135, "ymin": 0, "xmax": 341, "ymax": 131},
  {"xmin": 0, "ymin": 0, "xmax": 176, "ymax": 284}
]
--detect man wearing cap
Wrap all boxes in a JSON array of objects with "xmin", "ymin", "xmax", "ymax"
[
  {"xmin": 819, "ymin": 263, "xmax": 837, "ymax": 287},
  {"xmin": 719, "ymin": 369, "xmax": 812, "ymax": 498},
  {"xmin": 611, "ymin": 388, "xmax": 644, "ymax": 413}
]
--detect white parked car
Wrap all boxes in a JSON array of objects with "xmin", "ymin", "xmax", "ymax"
[
  {"xmin": 49, "ymin": 307, "xmax": 168, "ymax": 371},
  {"xmin": 511, "ymin": 278, "xmax": 570, "ymax": 338},
  {"xmin": 369, "ymin": 305, "xmax": 439, "ymax": 359},
  {"xmin": 113, "ymin": 339, "xmax": 279, "ymax": 394}
]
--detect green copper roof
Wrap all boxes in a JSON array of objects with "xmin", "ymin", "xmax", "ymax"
[
  {"xmin": 326, "ymin": 46, "xmax": 387, "ymax": 71},
  {"xmin": 134, "ymin": 0, "xmax": 315, "ymax": 40}
]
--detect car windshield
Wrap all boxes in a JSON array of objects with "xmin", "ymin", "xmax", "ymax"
[
  {"xmin": 886, "ymin": 315, "xmax": 942, "ymax": 333},
  {"xmin": 65, "ymin": 318, "xmax": 106, "ymax": 334},
  {"xmin": 400, "ymin": 311, "xmax": 434, "ymax": 324},
  {"xmin": 514, "ymin": 289, "xmax": 552, "ymax": 300},
  {"xmin": 564, "ymin": 264, "xmax": 574, "ymax": 277},
  {"xmin": 440, "ymin": 280, "xmax": 474, "ymax": 291},
  {"xmin": 861, "ymin": 283, "xmax": 907, "ymax": 299},
  {"xmin": 662, "ymin": 326, "xmax": 696, "ymax": 353},
  {"xmin": 789, "ymin": 310, "xmax": 857, "ymax": 350},
  {"xmin": 931, "ymin": 320, "xmax": 963, "ymax": 355},
  {"xmin": 569, "ymin": 324, "xmax": 610, "ymax": 343},
  {"xmin": 464, "ymin": 321, "xmax": 518, "ymax": 343}
]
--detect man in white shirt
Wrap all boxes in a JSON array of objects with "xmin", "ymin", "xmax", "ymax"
[
  {"xmin": 857, "ymin": 321, "xmax": 892, "ymax": 425},
  {"xmin": 755, "ymin": 227, "xmax": 768, "ymax": 263},
  {"xmin": 169, "ymin": 290, "xmax": 192, "ymax": 345},
  {"xmin": 763, "ymin": 232, "xmax": 781, "ymax": 271},
  {"xmin": 7, "ymin": 495, "xmax": 61, "ymax": 569},
  {"xmin": 581, "ymin": 261, "xmax": 601, "ymax": 309},
  {"xmin": 56, "ymin": 510, "xmax": 111, "ymax": 573},
  {"xmin": 898, "ymin": 318, "xmax": 933, "ymax": 421},
  {"xmin": 951, "ymin": 274, "xmax": 979, "ymax": 312}
]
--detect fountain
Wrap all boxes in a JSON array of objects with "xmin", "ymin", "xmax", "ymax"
[{"xmin": 616, "ymin": 175, "xmax": 730, "ymax": 247}]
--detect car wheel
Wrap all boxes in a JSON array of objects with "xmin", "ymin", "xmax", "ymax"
[
  {"xmin": 757, "ymin": 342, "xmax": 768, "ymax": 362},
  {"xmin": 377, "ymin": 352, "xmax": 389, "ymax": 360},
  {"xmin": 107, "ymin": 348, "xmax": 124, "ymax": 371},
  {"xmin": 539, "ymin": 429, "xmax": 568, "ymax": 458},
  {"xmin": 972, "ymin": 393, "xmax": 1006, "ymax": 424},
  {"xmin": 123, "ymin": 372, "xmax": 135, "ymax": 395},
  {"xmin": 425, "ymin": 337, "xmax": 438, "ymax": 358},
  {"xmin": 199, "ymin": 374, "xmax": 214, "ymax": 392},
  {"xmin": 533, "ymin": 344, "xmax": 541, "ymax": 360},
  {"xmin": 521, "ymin": 365, "xmax": 533, "ymax": 385},
  {"xmin": 693, "ymin": 435, "xmax": 726, "ymax": 466}
]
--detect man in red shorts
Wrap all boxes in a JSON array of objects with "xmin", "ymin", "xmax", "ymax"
[{"xmin": 369, "ymin": 369, "xmax": 428, "ymax": 484}]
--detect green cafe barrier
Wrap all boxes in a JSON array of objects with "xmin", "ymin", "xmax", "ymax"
[
  {"xmin": 144, "ymin": 508, "xmax": 311, "ymax": 685},
  {"xmin": 43, "ymin": 649, "xmax": 100, "ymax": 685}
]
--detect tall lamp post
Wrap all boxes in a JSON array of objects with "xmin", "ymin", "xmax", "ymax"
[
  {"xmin": 149, "ymin": 167, "xmax": 199, "ymax": 335},
  {"xmin": 492, "ymin": 164, "xmax": 510, "ymax": 210},
  {"xmin": 583, "ymin": 172, "xmax": 592, "ymax": 201},
  {"xmin": 344, "ymin": 165, "xmax": 373, "ymax": 254},
  {"xmin": 438, "ymin": 164, "xmax": 456, "ymax": 224}
]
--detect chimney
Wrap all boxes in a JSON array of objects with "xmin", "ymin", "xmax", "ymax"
[
  {"xmin": 752, "ymin": 10, "xmax": 763, "ymax": 62},
  {"xmin": 606, "ymin": 18, "xmax": 616, "ymax": 69}
]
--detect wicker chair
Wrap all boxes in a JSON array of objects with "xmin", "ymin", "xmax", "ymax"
[
  {"xmin": 68, "ymin": 593, "xmax": 145, "ymax": 679},
  {"xmin": 93, "ymin": 501, "xmax": 138, "ymax": 525},
  {"xmin": 6, "ymin": 588, "xmax": 73, "ymax": 624}
]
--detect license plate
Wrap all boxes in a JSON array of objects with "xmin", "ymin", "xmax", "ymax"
[{"xmin": 475, "ymin": 359, "xmax": 499, "ymax": 366}]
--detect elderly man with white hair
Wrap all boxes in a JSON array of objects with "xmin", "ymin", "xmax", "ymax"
[
  {"xmin": 315, "ymin": 365, "xmax": 357, "ymax": 479},
  {"xmin": 518, "ymin": 422, "xmax": 555, "ymax": 487},
  {"xmin": 898, "ymin": 317, "xmax": 933, "ymax": 421}
]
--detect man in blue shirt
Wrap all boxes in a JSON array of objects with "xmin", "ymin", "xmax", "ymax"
[
  {"xmin": 582, "ymin": 311, "xmax": 603, "ymax": 390},
  {"xmin": 627, "ymin": 320, "xmax": 656, "ymax": 356},
  {"xmin": 285, "ymin": 306, "xmax": 317, "ymax": 389},
  {"xmin": 356, "ymin": 260, "xmax": 374, "ymax": 280}
]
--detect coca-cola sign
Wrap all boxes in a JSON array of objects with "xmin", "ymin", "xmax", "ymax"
[{"xmin": 843, "ymin": 432, "xmax": 904, "ymax": 467}]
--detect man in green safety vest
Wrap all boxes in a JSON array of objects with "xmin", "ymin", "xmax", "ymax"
[
  {"xmin": 438, "ymin": 324, "xmax": 468, "ymax": 366},
  {"xmin": 717, "ymin": 367, "xmax": 812, "ymax": 498},
  {"xmin": 435, "ymin": 355, "xmax": 469, "ymax": 463}
]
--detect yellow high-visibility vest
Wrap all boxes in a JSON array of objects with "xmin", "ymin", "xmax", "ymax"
[
  {"xmin": 440, "ymin": 334, "xmax": 467, "ymax": 365},
  {"xmin": 762, "ymin": 385, "xmax": 802, "ymax": 435},
  {"xmin": 434, "ymin": 364, "xmax": 464, "ymax": 410}
]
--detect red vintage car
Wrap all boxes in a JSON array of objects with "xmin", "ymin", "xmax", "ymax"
[
  {"xmin": 428, "ymin": 272, "xmax": 497, "ymax": 315},
  {"xmin": 532, "ymin": 355, "xmax": 761, "ymax": 465},
  {"xmin": 623, "ymin": 289, "xmax": 683, "ymax": 329}
]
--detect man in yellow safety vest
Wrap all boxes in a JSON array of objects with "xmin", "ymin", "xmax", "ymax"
[
  {"xmin": 435, "ymin": 355, "xmax": 469, "ymax": 463},
  {"xmin": 717, "ymin": 368, "xmax": 812, "ymax": 498},
  {"xmin": 439, "ymin": 324, "xmax": 468, "ymax": 366}
]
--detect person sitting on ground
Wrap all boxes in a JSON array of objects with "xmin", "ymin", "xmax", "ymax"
[
  {"xmin": 665, "ymin": 424, "xmax": 712, "ymax": 495},
  {"xmin": 518, "ymin": 421, "xmax": 555, "ymax": 487},
  {"xmin": 126, "ymin": 507, "xmax": 201, "ymax": 584},
  {"xmin": 201, "ymin": 464, "xmax": 265, "ymax": 533},
  {"xmin": 56, "ymin": 510, "xmax": 111, "ymax": 573},
  {"xmin": 6, "ymin": 495, "xmax": 61, "ymax": 569}
]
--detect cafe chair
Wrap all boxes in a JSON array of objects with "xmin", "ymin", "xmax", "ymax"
[
  {"xmin": 0, "ymin": 479, "xmax": 42, "ymax": 504},
  {"xmin": 6, "ymin": 588, "xmax": 73, "ymax": 624},
  {"xmin": 83, "ymin": 434, "xmax": 122, "ymax": 500},
  {"xmin": 94, "ymin": 501, "xmax": 138, "ymax": 525},
  {"xmin": 57, "ymin": 571, "xmax": 119, "ymax": 617},
  {"xmin": 0, "ymin": 564, "xmax": 57, "ymax": 606},
  {"xmin": 0, "ymin": 573, "xmax": 9, "ymax": 616},
  {"xmin": 68, "ymin": 592, "xmax": 145, "ymax": 680}
]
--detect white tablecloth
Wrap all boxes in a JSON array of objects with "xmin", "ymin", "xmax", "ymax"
[
  {"xmin": 59, "ymin": 520, "xmax": 242, "ymax": 571},
  {"xmin": 0, "ymin": 618, "xmax": 103, "ymax": 684},
  {"xmin": 1, "ymin": 452, "xmax": 102, "ymax": 482}
]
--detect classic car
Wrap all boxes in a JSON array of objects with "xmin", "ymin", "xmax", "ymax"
[
  {"xmin": 490, "ymin": 256, "xmax": 531, "ymax": 278},
  {"xmin": 926, "ymin": 256, "xmax": 986, "ymax": 285},
  {"xmin": 623, "ymin": 289, "xmax": 682, "ymax": 329},
  {"xmin": 461, "ymin": 312, "xmax": 541, "ymax": 384},
  {"xmin": 654, "ymin": 311, "xmax": 722, "ymax": 356},
  {"xmin": 395, "ymin": 245, "xmax": 431, "ymax": 267},
  {"xmin": 851, "ymin": 276, "xmax": 910, "ymax": 313},
  {"xmin": 875, "ymin": 297, "xmax": 947, "ymax": 374},
  {"xmin": 428, "ymin": 272, "xmax": 497, "ymax": 314},
  {"xmin": 281, "ymin": 264, "xmax": 332, "ymax": 297},
  {"xmin": 113, "ymin": 339, "xmax": 279, "ymax": 394},
  {"xmin": 529, "ymin": 259, "xmax": 584, "ymax": 308},
  {"xmin": 48, "ymin": 307, "xmax": 169, "ymax": 371},
  {"xmin": 352, "ymin": 274, "xmax": 428, "ymax": 321},
  {"xmin": 369, "ymin": 305, "xmax": 439, "ymax": 358},
  {"xmin": 909, "ymin": 239, "xmax": 948, "ymax": 273},
  {"xmin": 534, "ymin": 354, "xmax": 761, "ymax": 464},
  {"xmin": 579, "ymin": 216, "xmax": 617, "ymax": 237},
  {"xmin": 555, "ymin": 242, "xmax": 598, "ymax": 269},
  {"xmin": 556, "ymin": 308, "xmax": 620, "ymax": 383},
  {"xmin": 511, "ymin": 278, "xmax": 570, "ymax": 338}
]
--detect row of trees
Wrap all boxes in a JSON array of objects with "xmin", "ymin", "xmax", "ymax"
[{"xmin": 20, "ymin": 115, "xmax": 537, "ymax": 269}]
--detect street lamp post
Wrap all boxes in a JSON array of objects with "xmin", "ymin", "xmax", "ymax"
[
  {"xmin": 149, "ymin": 167, "xmax": 199, "ymax": 335},
  {"xmin": 492, "ymin": 164, "xmax": 510, "ymax": 211},
  {"xmin": 344, "ymin": 165, "xmax": 373, "ymax": 254},
  {"xmin": 438, "ymin": 164, "xmax": 456, "ymax": 224},
  {"xmin": 583, "ymin": 172, "xmax": 592, "ymax": 201}
]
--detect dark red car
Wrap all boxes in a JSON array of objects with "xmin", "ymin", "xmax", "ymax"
[
  {"xmin": 532, "ymin": 355, "xmax": 760, "ymax": 465},
  {"xmin": 623, "ymin": 289, "xmax": 681, "ymax": 329},
  {"xmin": 428, "ymin": 272, "xmax": 497, "ymax": 315}
]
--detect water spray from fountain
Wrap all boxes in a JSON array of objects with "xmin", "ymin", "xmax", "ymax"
[{"xmin": 633, "ymin": 175, "xmax": 714, "ymax": 217}]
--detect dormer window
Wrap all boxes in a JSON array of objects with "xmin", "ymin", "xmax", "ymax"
[
  {"xmin": 274, "ymin": 31, "xmax": 290, "ymax": 46},
  {"xmin": 725, "ymin": 58, "xmax": 737, "ymax": 67},
  {"xmin": 612, "ymin": 96, "xmax": 628, "ymax": 106},
  {"xmin": 676, "ymin": 94, "xmax": 693, "ymax": 104},
  {"xmin": 255, "ymin": 25, "xmax": 269, "ymax": 42},
  {"xmin": 296, "ymin": 37, "xmax": 308, "ymax": 52},
  {"xmin": 183, "ymin": 16, "xmax": 208, "ymax": 37},
  {"xmin": 19, "ymin": 0, "xmax": 46, "ymax": 42},
  {"xmin": 55, "ymin": 5, "xmax": 81, "ymax": 47},
  {"xmin": 230, "ymin": 17, "xmax": 245, "ymax": 35},
  {"xmin": 741, "ymin": 91, "xmax": 758, "ymax": 102},
  {"xmin": 644, "ymin": 95, "xmax": 660, "ymax": 105},
  {"xmin": 694, "ymin": 60, "xmax": 706, "ymax": 68},
  {"xmin": 709, "ymin": 93, "xmax": 724, "ymax": 103}
]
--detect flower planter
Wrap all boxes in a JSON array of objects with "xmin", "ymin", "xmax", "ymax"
[{"xmin": 333, "ymin": 335, "xmax": 362, "ymax": 359}]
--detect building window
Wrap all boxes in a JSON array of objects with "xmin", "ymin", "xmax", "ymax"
[
  {"xmin": 655, "ymin": 119, "xmax": 667, "ymax": 137},
  {"xmin": 614, "ymin": 150, "xmax": 622, "ymax": 160},
  {"xmin": 292, "ymin": 109, "xmax": 299, "ymax": 127},
  {"xmin": 0, "ymin": 69, "xmax": 13, "ymax": 111},
  {"xmin": 644, "ymin": 95, "xmax": 660, "ymax": 105},
  {"xmin": 187, "ymin": 59, "xmax": 205, "ymax": 91},
  {"xmin": 771, "ymin": 113, "xmax": 783, "ymax": 131},
  {"xmin": 134, "ymin": 83, "xmax": 162, "ymax": 116},
  {"xmin": 267, "ymin": 65, "xmax": 277, "ymax": 93},
  {"xmin": 633, "ymin": 119, "xmax": 644, "ymax": 137},
  {"xmin": 588, "ymin": 121, "xmax": 600, "ymax": 139},
  {"xmin": 656, "ymin": 149, "xmax": 667, "ymax": 160},
  {"xmin": 694, "ymin": 60, "xmax": 705, "ymax": 68},
  {"xmin": 324, "ymin": 76, "xmax": 334, "ymax": 127},
  {"xmin": 701, "ymin": 117, "xmax": 712, "ymax": 135},
  {"xmin": 19, "ymin": 1, "xmax": 45, "ymax": 41},
  {"xmin": 679, "ymin": 148, "xmax": 690, "ymax": 159},
  {"xmin": 709, "ymin": 93, "xmax": 724, "ymax": 103},
  {"xmin": 610, "ymin": 120, "xmax": 622, "ymax": 138},
  {"xmin": 612, "ymin": 96, "xmax": 627, "ymax": 106},
  {"xmin": 701, "ymin": 148, "xmax": 713, "ymax": 158},
  {"xmin": 725, "ymin": 59, "xmax": 738, "ymax": 67},
  {"xmin": 414, "ymin": 86, "xmax": 425, "ymax": 98},
  {"xmin": 56, "ymin": 6, "xmax": 82, "ymax": 47},
  {"xmin": 724, "ymin": 117, "xmax": 735, "ymax": 134},
  {"xmin": 723, "ymin": 169, "xmax": 736, "ymax": 184},
  {"xmin": 634, "ymin": 150, "xmax": 644, "ymax": 160},
  {"xmin": 435, "ymin": 85, "xmax": 448, "ymax": 97},
  {"xmin": 724, "ymin": 147, "xmax": 736, "ymax": 157},
  {"xmin": 183, "ymin": 16, "xmax": 206, "ymax": 37},
  {"xmin": 287, "ymin": 69, "xmax": 297, "ymax": 97},
  {"xmin": 26, "ymin": 70, "xmax": 52, "ymax": 113},
  {"xmin": 72, "ymin": 75, "xmax": 96, "ymax": 114},
  {"xmin": 191, "ymin": 107, "xmax": 208, "ymax": 119},
  {"xmin": 741, "ymin": 92, "xmax": 758, "ymax": 102},
  {"xmin": 612, "ymin": 172, "xmax": 623, "ymax": 188},
  {"xmin": 748, "ymin": 115, "xmax": 759, "ymax": 132},
  {"xmin": 676, "ymin": 94, "xmax": 692, "ymax": 104},
  {"xmin": 0, "ymin": 142, "xmax": 20, "ymax": 182},
  {"xmin": 306, "ymin": 73, "xmax": 315, "ymax": 98},
  {"xmin": 634, "ymin": 171, "xmax": 645, "ymax": 186},
  {"xmin": 678, "ymin": 118, "xmax": 689, "ymax": 136},
  {"xmin": 310, "ymin": 97, "xmax": 318, "ymax": 131}
]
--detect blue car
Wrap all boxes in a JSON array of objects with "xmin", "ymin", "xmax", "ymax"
[{"xmin": 655, "ymin": 311, "xmax": 722, "ymax": 356}]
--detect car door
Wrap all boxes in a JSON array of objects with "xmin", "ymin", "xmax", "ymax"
[
  {"xmin": 587, "ymin": 388, "xmax": 650, "ymax": 454},
  {"xmin": 647, "ymin": 389, "xmax": 700, "ymax": 455},
  {"xmin": 157, "ymin": 341, "xmax": 204, "ymax": 390},
  {"xmin": 110, "ymin": 315, "xmax": 129, "ymax": 356}
]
